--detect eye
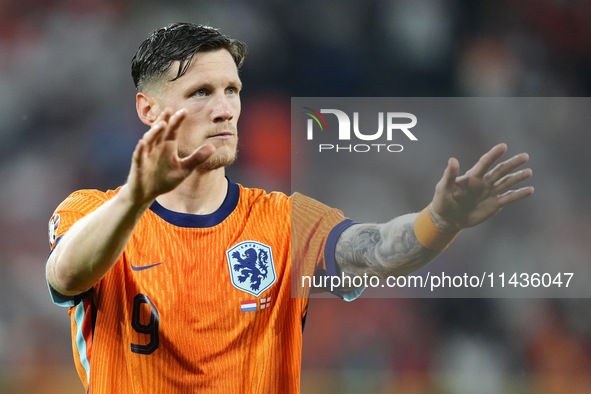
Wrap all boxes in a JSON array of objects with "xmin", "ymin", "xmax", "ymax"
[
  {"xmin": 192, "ymin": 89, "xmax": 207, "ymax": 97},
  {"xmin": 226, "ymin": 86, "xmax": 239, "ymax": 95}
]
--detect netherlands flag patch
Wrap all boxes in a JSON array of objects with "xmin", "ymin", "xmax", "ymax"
[{"xmin": 240, "ymin": 300, "xmax": 257, "ymax": 312}]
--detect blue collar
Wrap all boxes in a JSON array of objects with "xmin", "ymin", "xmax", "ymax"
[{"xmin": 149, "ymin": 178, "xmax": 240, "ymax": 228}]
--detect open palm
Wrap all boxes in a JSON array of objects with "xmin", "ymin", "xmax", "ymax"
[{"xmin": 431, "ymin": 143, "xmax": 534, "ymax": 232}]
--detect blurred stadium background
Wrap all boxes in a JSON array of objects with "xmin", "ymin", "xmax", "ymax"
[{"xmin": 1, "ymin": 0, "xmax": 591, "ymax": 393}]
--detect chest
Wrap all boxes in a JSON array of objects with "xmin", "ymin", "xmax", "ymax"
[{"xmin": 110, "ymin": 217, "xmax": 289, "ymax": 327}]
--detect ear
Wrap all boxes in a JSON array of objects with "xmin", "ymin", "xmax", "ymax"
[{"xmin": 136, "ymin": 92, "xmax": 161, "ymax": 126}]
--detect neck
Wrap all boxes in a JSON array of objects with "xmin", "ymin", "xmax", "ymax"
[{"xmin": 155, "ymin": 167, "xmax": 228, "ymax": 215}]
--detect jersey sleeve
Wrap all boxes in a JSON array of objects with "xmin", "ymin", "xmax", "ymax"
[
  {"xmin": 47, "ymin": 190, "xmax": 110, "ymax": 307},
  {"xmin": 290, "ymin": 192, "xmax": 364, "ymax": 301}
]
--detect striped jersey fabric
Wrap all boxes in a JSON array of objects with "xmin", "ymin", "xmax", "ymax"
[{"xmin": 47, "ymin": 179, "xmax": 351, "ymax": 393}]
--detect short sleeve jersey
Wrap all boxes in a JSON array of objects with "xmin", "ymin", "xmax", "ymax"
[{"xmin": 47, "ymin": 179, "xmax": 355, "ymax": 393}]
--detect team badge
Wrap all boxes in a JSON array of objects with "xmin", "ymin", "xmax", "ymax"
[
  {"xmin": 48, "ymin": 213, "xmax": 60, "ymax": 246},
  {"xmin": 226, "ymin": 241, "xmax": 276, "ymax": 297}
]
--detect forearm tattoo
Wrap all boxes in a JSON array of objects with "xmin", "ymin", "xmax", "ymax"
[{"xmin": 335, "ymin": 213, "xmax": 441, "ymax": 278}]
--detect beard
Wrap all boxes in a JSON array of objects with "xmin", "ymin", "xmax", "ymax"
[
  {"xmin": 177, "ymin": 131, "xmax": 238, "ymax": 171},
  {"xmin": 196, "ymin": 147, "xmax": 238, "ymax": 171}
]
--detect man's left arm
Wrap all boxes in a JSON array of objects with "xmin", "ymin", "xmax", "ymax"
[{"xmin": 335, "ymin": 143, "xmax": 534, "ymax": 278}]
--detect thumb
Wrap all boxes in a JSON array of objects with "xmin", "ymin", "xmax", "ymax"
[{"xmin": 180, "ymin": 144, "xmax": 216, "ymax": 170}]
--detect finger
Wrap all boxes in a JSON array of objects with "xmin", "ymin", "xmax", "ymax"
[
  {"xmin": 438, "ymin": 157, "xmax": 460, "ymax": 192},
  {"xmin": 143, "ymin": 120, "xmax": 167, "ymax": 148},
  {"xmin": 138, "ymin": 108, "xmax": 173, "ymax": 150},
  {"xmin": 468, "ymin": 143, "xmax": 508, "ymax": 178},
  {"xmin": 164, "ymin": 108, "xmax": 186, "ymax": 141},
  {"xmin": 180, "ymin": 144, "xmax": 216, "ymax": 171},
  {"xmin": 132, "ymin": 140, "xmax": 146, "ymax": 168},
  {"xmin": 157, "ymin": 107, "xmax": 172, "ymax": 122},
  {"xmin": 498, "ymin": 186, "xmax": 534, "ymax": 207},
  {"xmin": 148, "ymin": 107, "xmax": 171, "ymax": 136},
  {"xmin": 152, "ymin": 108, "xmax": 173, "ymax": 145},
  {"xmin": 152, "ymin": 107, "xmax": 167, "ymax": 124},
  {"xmin": 493, "ymin": 168, "xmax": 532, "ymax": 195},
  {"xmin": 485, "ymin": 153, "xmax": 530, "ymax": 184}
]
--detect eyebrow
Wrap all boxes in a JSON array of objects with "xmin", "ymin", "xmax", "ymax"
[{"xmin": 183, "ymin": 78, "xmax": 243, "ymax": 94}]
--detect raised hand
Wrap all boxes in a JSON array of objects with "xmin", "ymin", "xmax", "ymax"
[
  {"xmin": 127, "ymin": 108, "xmax": 215, "ymax": 205},
  {"xmin": 430, "ymin": 143, "xmax": 534, "ymax": 232}
]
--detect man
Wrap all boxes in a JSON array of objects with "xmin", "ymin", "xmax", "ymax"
[{"xmin": 45, "ymin": 23, "xmax": 533, "ymax": 393}]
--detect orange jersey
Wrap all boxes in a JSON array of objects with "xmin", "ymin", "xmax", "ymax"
[{"xmin": 47, "ymin": 179, "xmax": 354, "ymax": 393}]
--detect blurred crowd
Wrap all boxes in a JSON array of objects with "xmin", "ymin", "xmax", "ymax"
[{"xmin": 0, "ymin": 0, "xmax": 590, "ymax": 392}]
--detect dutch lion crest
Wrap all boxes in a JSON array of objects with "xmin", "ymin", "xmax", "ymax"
[{"xmin": 226, "ymin": 241, "xmax": 276, "ymax": 296}]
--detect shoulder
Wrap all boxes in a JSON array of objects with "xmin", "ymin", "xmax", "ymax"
[
  {"xmin": 237, "ymin": 186, "xmax": 345, "ymax": 221},
  {"xmin": 233, "ymin": 184, "xmax": 293, "ymax": 228},
  {"xmin": 55, "ymin": 187, "xmax": 123, "ymax": 213},
  {"xmin": 238, "ymin": 183, "xmax": 291, "ymax": 208},
  {"xmin": 290, "ymin": 192, "xmax": 340, "ymax": 217},
  {"xmin": 48, "ymin": 187, "xmax": 123, "ymax": 249}
]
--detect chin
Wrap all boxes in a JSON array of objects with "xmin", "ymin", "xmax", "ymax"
[
  {"xmin": 179, "ymin": 140, "xmax": 238, "ymax": 171},
  {"xmin": 197, "ymin": 150, "xmax": 238, "ymax": 171}
]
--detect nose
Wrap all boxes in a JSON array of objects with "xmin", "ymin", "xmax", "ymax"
[{"xmin": 211, "ymin": 94, "xmax": 233, "ymax": 123}]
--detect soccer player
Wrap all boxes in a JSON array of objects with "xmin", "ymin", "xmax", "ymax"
[{"xmin": 45, "ymin": 23, "xmax": 533, "ymax": 393}]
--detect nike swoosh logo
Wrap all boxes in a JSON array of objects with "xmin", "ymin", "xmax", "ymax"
[{"xmin": 130, "ymin": 260, "xmax": 163, "ymax": 271}]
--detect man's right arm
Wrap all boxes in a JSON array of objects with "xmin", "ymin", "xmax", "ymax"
[
  {"xmin": 46, "ymin": 186, "xmax": 153, "ymax": 295},
  {"xmin": 46, "ymin": 108, "xmax": 215, "ymax": 296}
]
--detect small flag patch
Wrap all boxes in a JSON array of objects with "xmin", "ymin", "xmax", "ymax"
[
  {"xmin": 241, "ymin": 300, "xmax": 257, "ymax": 312},
  {"xmin": 48, "ymin": 213, "xmax": 60, "ymax": 246},
  {"xmin": 260, "ymin": 297, "xmax": 272, "ymax": 309}
]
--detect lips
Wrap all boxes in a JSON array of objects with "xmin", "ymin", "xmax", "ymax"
[{"xmin": 207, "ymin": 131, "xmax": 234, "ymax": 138}]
